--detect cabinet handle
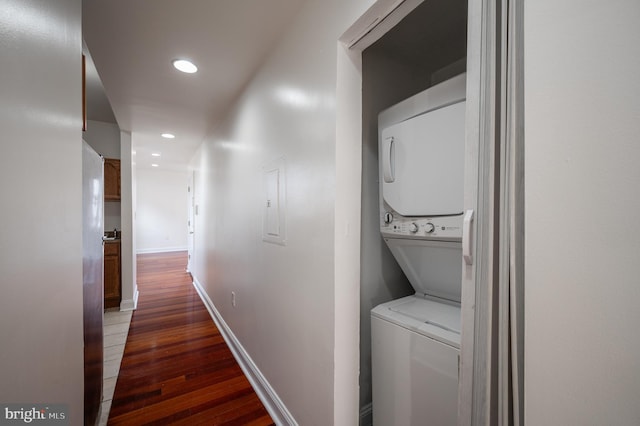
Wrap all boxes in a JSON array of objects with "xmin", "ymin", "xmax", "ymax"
[{"xmin": 463, "ymin": 209, "xmax": 474, "ymax": 265}]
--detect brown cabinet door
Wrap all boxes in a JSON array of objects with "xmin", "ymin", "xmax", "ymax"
[
  {"xmin": 104, "ymin": 242, "xmax": 121, "ymax": 308},
  {"xmin": 104, "ymin": 158, "xmax": 121, "ymax": 201}
]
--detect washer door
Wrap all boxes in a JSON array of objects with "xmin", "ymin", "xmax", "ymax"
[{"xmin": 385, "ymin": 238, "xmax": 462, "ymax": 303}]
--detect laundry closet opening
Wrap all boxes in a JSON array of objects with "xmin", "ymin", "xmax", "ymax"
[{"xmin": 358, "ymin": 0, "xmax": 468, "ymax": 423}]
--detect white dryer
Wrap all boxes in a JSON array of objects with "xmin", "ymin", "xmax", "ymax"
[{"xmin": 372, "ymin": 74, "xmax": 466, "ymax": 426}]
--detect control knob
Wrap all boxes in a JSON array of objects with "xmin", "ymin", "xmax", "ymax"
[
  {"xmin": 383, "ymin": 212, "xmax": 393, "ymax": 224},
  {"xmin": 424, "ymin": 222, "xmax": 435, "ymax": 234},
  {"xmin": 409, "ymin": 222, "xmax": 419, "ymax": 233}
]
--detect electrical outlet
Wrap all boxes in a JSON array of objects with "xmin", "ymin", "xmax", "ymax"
[{"xmin": 231, "ymin": 291, "xmax": 236, "ymax": 308}]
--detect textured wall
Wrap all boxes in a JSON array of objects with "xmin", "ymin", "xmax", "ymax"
[{"xmin": 525, "ymin": 1, "xmax": 640, "ymax": 424}]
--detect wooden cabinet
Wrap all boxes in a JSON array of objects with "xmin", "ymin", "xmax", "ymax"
[
  {"xmin": 104, "ymin": 158, "xmax": 121, "ymax": 201},
  {"xmin": 104, "ymin": 240, "xmax": 121, "ymax": 309},
  {"xmin": 103, "ymin": 158, "xmax": 121, "ymax": 309}
]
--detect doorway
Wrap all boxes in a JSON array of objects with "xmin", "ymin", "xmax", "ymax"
[
  {"xmin": 355, "ymin": 1, "xmax": 468, "ymax": 423},
  {"xmin": 336, "ymin": 0, "xmax": 523, "ymax": 424}
]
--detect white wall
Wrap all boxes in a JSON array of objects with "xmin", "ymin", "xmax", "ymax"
[
  {"xmin": 84, "ymin": 119, "xmax": 121, "ymax": 230},
  {"xmin": 524, "ymin": 1, "xmax": 640, "ymax": 424},
  {"xmin": 189, "ymin": 0, "xmax": 377, "ymax": 424},
  {"xmin": 136, "ymin": 167, "xmax": 188, "ymax": 253},
  {"xmin": 83, "ymin": 119, "xmax": 121, "ymax": 159},
  {"xmin": 120, "ymin": 131, "xmax": 138, "ymax": 310},
  {"xmin": 0, "ymin": 0, "xmax": 84, "ymax": 423}
]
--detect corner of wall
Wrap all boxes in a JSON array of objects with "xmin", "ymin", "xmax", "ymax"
[{"xmin": 119, "ymin": 131, "xmax": 137, "ymax": 306}]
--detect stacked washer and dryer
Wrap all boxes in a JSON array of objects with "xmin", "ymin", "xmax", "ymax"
[{"xmin": 372, "ymin": 74, "xmax": 467, "ymax": 426}]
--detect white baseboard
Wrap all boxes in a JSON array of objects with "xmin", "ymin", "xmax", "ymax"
[
  {"xmin": 119, "ymin": 289, "xmax": 139, "ymax": 311},
  {"xmin": 192, "ymin": 276, "xmax": 297, "ymax": 426},
  {"xmin": 136, "ymin": 246, "xmax": 188, "ymax": 254}
]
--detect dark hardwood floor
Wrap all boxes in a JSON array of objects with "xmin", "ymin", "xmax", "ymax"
[{"xmin": 108, "ymin": 251, "xmax": 274, "ymax": 426}]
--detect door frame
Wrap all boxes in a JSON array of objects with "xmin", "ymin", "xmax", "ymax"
[{"xmin": 336, "ymin": 0, "xmax": 521, "ymax": 423}]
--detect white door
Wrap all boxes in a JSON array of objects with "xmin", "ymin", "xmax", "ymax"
[{"xmin": 186, "ymin": 171, "xmax": 195, "ymax": 273}]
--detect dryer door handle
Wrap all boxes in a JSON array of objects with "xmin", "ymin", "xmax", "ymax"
[
  {"xmin": 463, "ymin": 209, "xmax": 474, "ymax": 265},
  {"xmin": 383, "ymin": 136, "xmax": 395, "ymax": 183}
]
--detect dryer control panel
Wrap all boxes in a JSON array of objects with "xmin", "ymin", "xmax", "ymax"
[{"xmin": 381, "ymin": 211, "xmax": 463, "ymax": 241}]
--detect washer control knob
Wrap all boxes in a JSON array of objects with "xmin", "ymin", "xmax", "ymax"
[
  {"xmin": 424, "ymin": 222, "xmax": 435, "ymax": 234},
  {"xmin": 409, "ymin": 222, "xmax": 419, "ymax": 233},
  {"xmin": 383, "ymin": 212, "xmax": 393, "ymax": 224}
]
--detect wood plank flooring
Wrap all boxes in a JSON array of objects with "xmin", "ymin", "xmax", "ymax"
[{"xmin": 108, "ymin": 251, "xmax": 274, "ymax": 426}]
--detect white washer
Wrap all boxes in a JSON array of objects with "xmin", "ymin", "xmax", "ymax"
[
  {"xmin": 372, "ymin": 74, "xmax": 466, "ymax": 426},
  {"xmin": 372, "ymin": 296, "xmax": 460, "ymax": 426}
]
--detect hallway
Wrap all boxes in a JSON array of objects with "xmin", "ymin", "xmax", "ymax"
[{"xmin": 107, "ymin": 252, "xmax": 274, "ymax": 425}]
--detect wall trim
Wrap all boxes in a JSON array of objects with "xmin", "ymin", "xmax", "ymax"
[
  {"xmin": 136, "ymin": 246, "xmax": 188, "ymax": 254},
  {"xmin": 119, "ymin": 289, "xmax": 139, "ymax": 311},
  {"xmin": 192, "ymin": 276, "xmax": 297, "ymax": 426}
]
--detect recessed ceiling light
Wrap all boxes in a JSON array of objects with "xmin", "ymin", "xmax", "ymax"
[
  {"xmin": 161, "ymin": 133, "xmax": 175, "ymax": 139},
  {"xmin": 151, "ymin": 153, "xmax": 161, "ymax": 157},
  {"xmin": 172, "ymin": 59, "xmax": 198, "ymax": 74},
  {"xmin": 151, "ymin": 164, "xmax": 159, "ymax": 167}
]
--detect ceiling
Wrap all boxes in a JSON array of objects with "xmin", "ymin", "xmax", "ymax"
[
  {"xmin": 369, "ymin": 0, "xmax": 467, "ymax": 80},
  {"xmin": 82, "ymin": 0, "xmax": 306, "ymax": 171}
]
